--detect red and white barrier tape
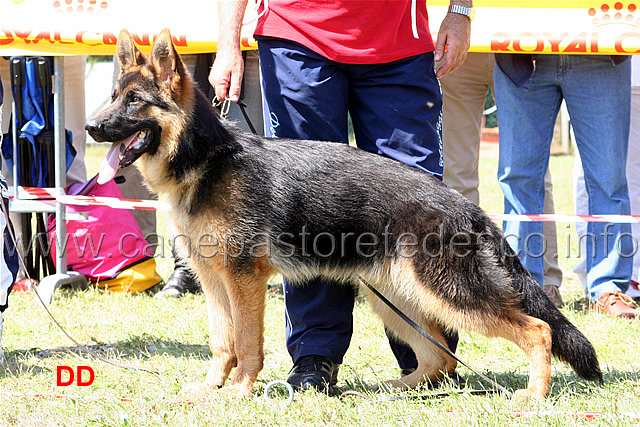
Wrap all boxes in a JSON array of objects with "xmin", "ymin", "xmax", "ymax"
[
  {"xmin": 10, "ymin": 186, "xmax": 171, "ymax": 212},
  {"xmin": 488, "ymin": 213, "xmax": 640, "ymax": 224},
  {"xmin": 56, "ymin": 194, "xmax": 171, "ymax": 212},
  {"xmin": 10, "ymin": 187, "xmax": 640, "ymax": 222}
]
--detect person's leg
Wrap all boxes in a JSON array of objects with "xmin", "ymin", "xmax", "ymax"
[
  {"xmin": 626, "ymin": 86, "xmax": 640, "ymax": 295},
  {"xmin": 541, "ymin": 170, "xmax": 564, "ymax": 306},
  {"xmin": 258, "ymin": 38, "xmax": 353, "ymax": 390},
  {"xmin": 347, "ymin": 52, "xmax": 457, "ymax": 369},
  {"xmin": 562, "ymin": 55, "xmax": 634, "ymax": 309},
  {"xmin": 494, "ymin": 55, "xmax": 563, "ymax": 287},
  {"xmin": 572, "ymin": 151, "xmax": 590, "ymax": 295},
  {"xmin": 574, "ymin": 75, "xmax": 640, "ymax": 303},
  {"xmin": 259, "ymin": 38, "xmax": 350, "ymax": 142},
  {"xmin": 347, "ymin": 53, "xmax": 443, "ymax": 177},
  {"xmin": 441, "ymin": 52, "xmax": 495, "ymax": 205}
]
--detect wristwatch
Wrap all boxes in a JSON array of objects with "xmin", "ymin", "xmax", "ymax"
[{"xmin": 448, "ymin": 4, "xmax": 475, "ymax": 21}]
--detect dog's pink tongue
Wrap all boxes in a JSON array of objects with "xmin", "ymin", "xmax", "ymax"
[{"xmin": 97, "ymin": 142, "xmax": 125, "ymax": 184}]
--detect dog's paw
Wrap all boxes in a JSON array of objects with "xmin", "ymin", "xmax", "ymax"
[
  {"xmin": 370, "ymin": 381, "xmax": 392, "ymax": 393},
  {"xmin": 215, "ymin": 383, "xmax": 253, "ymax": 399},
  {"xmin": 381, "ymin": 379, "xmax": 410, "ymax": 391},
  {"xmin": 178, "ymin": 381, "xmax": 217, "ymax": 400},
  {"xmin": 382, "ymin": 370, "xmax": 427, "ymax": 391},
  {"xmin": 513, "ymin": 388, "xmax": 545, "ymax": 404}
]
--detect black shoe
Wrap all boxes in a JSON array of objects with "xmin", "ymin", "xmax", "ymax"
[
  {"xmin": 287, "ymin": 355, "xmax": 339, "ymax": 393},
  {"xmin": 155, "ymin": 258, "xmax": 201, "ymax": 298},
  {"xmin": 143, "ymin": 281, "xmax": 166, "ymax": 296}
]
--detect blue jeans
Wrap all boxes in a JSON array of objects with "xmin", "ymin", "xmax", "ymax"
[
  {"xmin": 258, "ymin": 37, "xmax": 456, "ymax": 367},
  {"xmin": 494, "ymin": 54, "xmax": 633, "ymax": 302}
]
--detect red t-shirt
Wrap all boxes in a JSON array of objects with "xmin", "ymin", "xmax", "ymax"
[{"xmin": 254, "ymin": 1, "xmax": 435, "ymax": 64}]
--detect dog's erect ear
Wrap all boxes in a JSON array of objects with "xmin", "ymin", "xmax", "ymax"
[
  {"xmin": 150, "ymin": 28, "xmax": 186, "ymax": 90},
  {"xmin": 117, "ymin": 29, "xmax": 146, "ymax": 75}
]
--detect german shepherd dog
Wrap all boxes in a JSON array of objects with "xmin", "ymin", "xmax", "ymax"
[{"xmin": 86, "ymin": 29, "xmax": 601, "ymax": 400}]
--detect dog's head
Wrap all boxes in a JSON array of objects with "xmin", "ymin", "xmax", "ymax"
[{"xmin": 85, "ymin": 28, "xmax": 193, "ymax": 184}]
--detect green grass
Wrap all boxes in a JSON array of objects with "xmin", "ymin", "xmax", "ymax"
[{"xmin": 1, "ymin": 146, "xmax": 638, "ymax": 426}]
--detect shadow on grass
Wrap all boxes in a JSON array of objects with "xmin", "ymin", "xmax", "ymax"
[
  {"xmin": 331, "ymin": 368, "xmax": 640, "ymax": 401},
  {"xmin": 335, "ymin": 370, "xmax": 522, "ymax": 401},
  {"xmin": 0, "ymin": 335, "xmax": 210, "ymax": 378}
]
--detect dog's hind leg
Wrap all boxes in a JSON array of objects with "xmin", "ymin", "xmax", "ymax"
[
  {"xmin": 386, "ymin": 321, "xmax": 457, "ymax": 390},
  {"xmin": 362, "ymin": 284, "xmax": 457, "ymax": 389},
  {"xmin": 484, "ymin": 313, "xmax": 552, "ymax": 402}
]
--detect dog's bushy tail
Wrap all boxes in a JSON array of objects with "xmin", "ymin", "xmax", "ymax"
[{"xmin": 505, "ymin": 254, "xmax": 602, "ymax": 382}]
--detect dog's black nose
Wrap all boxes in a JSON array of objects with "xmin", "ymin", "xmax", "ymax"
[{"xmin": 85, "ymin": 119, "xmax": 105, "ymax": 140}]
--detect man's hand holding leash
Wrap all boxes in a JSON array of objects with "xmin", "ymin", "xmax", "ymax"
[{"xmin": 210, "ymin": 0, "xmax": 248, "ymax": 102}]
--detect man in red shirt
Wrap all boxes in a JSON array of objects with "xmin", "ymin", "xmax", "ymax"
[{"xmin": 210, "ymin": 0, "xmax": 472, "ymax": 392}]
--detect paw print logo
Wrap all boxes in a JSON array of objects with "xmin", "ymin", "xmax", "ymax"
[
  {"xmin": 52, "ymin": 0, "xmax": 109, "ymax": 13},
  {"xmin": 589, "ymin": 2, "xmax": 640, "ymax": 26}
]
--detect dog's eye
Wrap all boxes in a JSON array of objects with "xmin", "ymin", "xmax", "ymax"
[{"xmin": 131, "ymin": 96, "xmax": 142, "ymax": 103}]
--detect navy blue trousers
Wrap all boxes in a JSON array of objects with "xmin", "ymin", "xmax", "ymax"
[{"xmin": 258, "ymin": 37, "xmax": 458, "ymax": 368}]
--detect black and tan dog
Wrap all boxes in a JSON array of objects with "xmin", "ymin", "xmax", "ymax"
[{"xmin": 86, "ymin": 29, "xmax": 601, "ymax": 400}]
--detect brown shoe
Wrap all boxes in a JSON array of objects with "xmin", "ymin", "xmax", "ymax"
[
  {"xmin": 593, "ymin": 291, "xmax": 638, "ymax": 319},
  {"xmin": 543, "ymin": 285, "xmax": 564, "ymax": 308}
]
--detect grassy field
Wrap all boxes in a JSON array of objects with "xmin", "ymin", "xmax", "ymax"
[{"xmin": 1, "ymin": 145, "xmax": 638, "ymax": 426}]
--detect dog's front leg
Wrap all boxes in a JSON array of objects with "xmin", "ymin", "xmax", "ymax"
[
  {"xmin": 179, "ymin": 265, "xmax": 237, "ymax": 398},
  {"xmin": 203, "ymin": 286, "xmax": 237, "ymax": 387}
]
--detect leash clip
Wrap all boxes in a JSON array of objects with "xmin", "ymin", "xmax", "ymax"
[{"xmin": 212, "ymin": 96, "xmax": 231, "ymax": 118}]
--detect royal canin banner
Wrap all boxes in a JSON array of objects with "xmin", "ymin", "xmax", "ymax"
[{"xmin": 0, "ymin": 0, "xmax": 639, "ymax": 56}]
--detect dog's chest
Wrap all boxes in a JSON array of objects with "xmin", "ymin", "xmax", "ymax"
[{"xmin": 170, "ymin": 207, "xmax": 234, "ymax": 258}]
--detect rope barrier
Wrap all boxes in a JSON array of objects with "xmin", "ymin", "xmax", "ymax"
[{"xmin": 10, "ymin": 186, "xmax": 640, "ymax": 222}]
